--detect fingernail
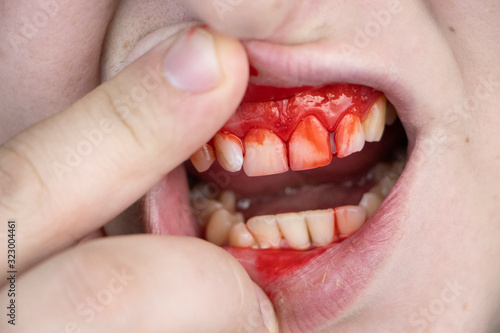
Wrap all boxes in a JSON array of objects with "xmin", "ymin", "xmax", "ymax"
[
  {"xmin": 164, "ymin": 28, "xmax": 221, "ymax": 92},
  {"xmin": 254, "ymin": 284, "xmax": 279, "ymax": 333}
]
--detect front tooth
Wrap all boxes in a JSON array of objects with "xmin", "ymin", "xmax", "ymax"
[
  {"xmin": 275, "ymin": 212, "xmax": 310, "ymax": 250},
  {"xmin": 335, "ymin": 205, "xmax": 367, "ymax": 237},
  {"xmin": 358, "ymin": 192, "xmax": 384, "ymax": 218},
  {"xmin": 219, "ymin": 191, "xmax": 236, "ymax": 213},
  {"xmin": 205, "ymin": 208, "xmax": 235, "ymax": 246},
  {"xmin": 243, "ymin": 129, "xmax": 289, "ymax": 177},
  {"xmin": 246, "ymin": 215, "xmax": 282, "ymax": 249},
  {"xmin": 362, "ymin": 95, "xmax": 386, "ymax": 142},
  {"xmin": 228, "ymin": 222, "xmax": 258, "ymax": 248},
  {"xmin": 190, "ymin": 144, "xmax": 216, "ymax": 172},
  {"xmin": 304, "ymin": 209, "xmax": 335, "ymax": 247},
  {"xmin": 335, "ymin": 114, "xmax": 366, "ymax": 158},
  {"xmin": 214, "ymin": 133, "xmax": 244, "ymax": 172},
  {"xmin": 289, "ymin": 115, "xmax": 332, "ymax": 171}
]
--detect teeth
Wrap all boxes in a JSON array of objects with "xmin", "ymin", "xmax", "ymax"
[
  {"xmin": 243, "ymin": 129, "xmax": 289, "ymax": 177},
  {"xmin": 289, "ymin": 115, "xmax": 332, "ymax": 171},
  {"xmin": 275, "ymin": 213, "xmax": 311, "ymax": 250},
  {"xmin": 362, "ymin": 95, "xmax": 386, "ymax": 142},
  {"xmin": 385, "ymin": 102, "xmax": 397, "ymax": 125},
  {"xmin": 214, "ymin": 133, "xmax": 244, "ymax": 172},
  {"xmin": 190, "ymin": 144, "xmax": 216, "ymax": 172},
  {"xmin": 205, "ymin": 208, "xmax": 236, "ymax": 246},
  {"xmin": 369, "ymin": 174, "xmax": 398, "ymax": 197},
  {"xmin": 246, "ymin": 215, "xmax": 282, "ymax": 249},
  {"xmin": 358, "ymin": 192, "xmax": 384, "ymax": 218},
  {"xmin": 195, "ymin": 200, "xmax": 224, "ymax": 226},
  {"xmin": 304, "ymin": 209, "xmax": 335, "ymax": 247},
  {"xmin": 335, "ymin": 205, "xmax": 367, "ymax": 237},
  {"xmin": 335, "ymin": 114, "xmax": 366, "ymax": 158},
  {"xmin": 219, "ymin": 191, "xmax": 236, "ymax": 213},
  {"xmin": 229, "ymin": 222, "xmax": 258, "ymax": 248}
]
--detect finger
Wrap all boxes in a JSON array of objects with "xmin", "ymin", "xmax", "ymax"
[
  {"xmin": 0, "ymin": 27, "xmax": 249, "ymax": 273},
  {"xmin": 1, "ymin": 236, "xmax": 277, "ymax": 333}
]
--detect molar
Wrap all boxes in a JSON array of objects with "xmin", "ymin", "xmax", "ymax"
[
  {"xmin": 362, "ymin": 95, "xmax": 387, "ymax": 142},
  {"xmin": 219, "ymin": 191, "xmax": 236, "ymax": 213},
  {"xmin": 243, "ymin": 128, "xmax": 289, "ymax": 177},
  {"xmin": 214, "ymin": 133, "xmax": 244, "ymax": 172},
  {"xmin": 335, "ymin": 114, "xmax": 366, "ymax": 158},
  {"xmin": 289, "ymin": 115, "xmax": 332, "ymax": 171}
]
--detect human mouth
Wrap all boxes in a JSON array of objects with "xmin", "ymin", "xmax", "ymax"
[{"xmin": 142, "ymin": 43, "xmax": 412, "ymax": 331}]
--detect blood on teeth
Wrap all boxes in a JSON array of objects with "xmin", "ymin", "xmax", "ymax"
[
  {"xmin": 214, "ymin": 133, "xmax": 244, "ymax": 172},
  {"xmin": 194, "ymin": 155, "xmax": 403, "ymax": 250},
  {"xmin": 289, "ymin": 115, "xmax": 333, "ymax": 171},
  {"xmin": 335, "ymin": 114, "xmax": 366, "ymax": 158},
  {"xmin": 243, "ymin": 129, "xmax": 289, "ymax": 177}
]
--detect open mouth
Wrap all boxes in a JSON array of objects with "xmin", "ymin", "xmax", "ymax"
[{"xmin": 141, "ymin": 68, "xmax": 410, "ymax": 329}]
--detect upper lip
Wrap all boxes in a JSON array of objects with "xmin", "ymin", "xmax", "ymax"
[{"xmin": 142, "ymin": 39, "xmax": 417, "ymax": 332}]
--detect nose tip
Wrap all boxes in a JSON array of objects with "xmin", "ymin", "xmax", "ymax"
[{"xmin": 183, "ymin": 0, "xmax": 297, "ymax": 39}]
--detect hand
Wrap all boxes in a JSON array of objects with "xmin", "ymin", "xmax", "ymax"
[{"xmin": 0, "ymin": 27, "xmax": 277, "ymax": 332}]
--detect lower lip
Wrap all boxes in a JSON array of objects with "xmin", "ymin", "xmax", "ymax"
[{"xmin": 225, "ymin": 177, "xmax": 406, "ymax": 331}]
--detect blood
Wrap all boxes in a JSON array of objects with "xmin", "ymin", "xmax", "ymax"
[
  {"xmin": 228, "ymin": 246, "xmax": 330, "ymax": 283},
  {"xmin": 221, "ymin": 84, "xmax": 382, "ymax": 142},
  {"xmin": 249, "ymin": 65, "xmax": 259, "ymax": 77}
]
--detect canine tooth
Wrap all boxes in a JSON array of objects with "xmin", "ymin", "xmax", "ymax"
[
  {"xmin": 304, "ymin": 209, "xmax": 335, "ymax": 247},
  {"xmin": 190, "ymin": 144, "xmax": 216, "ymax": 172},
  {"xmin": 335, "ymin": 114, "xmax": 365, "ymax": 158},
  {"xmin": 335, "ymin": 205, "xmax": 367, "ymax": 237},
  {"xmin": 219, "ymin": 191, "xmax": 236, "ymax": 213},
  {"xmin": 214, "ymin": 133, "xmax": 244, "ymax": 172},
  {"xmin": 385, "ymin": 102, "xmax": 397, "ymax": 125},
  {"xmin": 205, "ymin": 208, "xmax": 235, "ymax": 246},
  {"xmin": 362, "ymin": 95, "xmax": 386, "ymax": 142},
  {"xmin": 228, "ymin": 222, "xmax": 258, "ymax": 248},
  {"xmin": 243, "ymin": 129, "xmax": 289, "ymax": 177},
  {"xmin": 358, "ymin": 192, "xmax": 384, "ymax": 218},
  {"xmin": 276, "ymin": 213, "xmax": 310, "ymax": 250},
  {"xmin": 289, "ymin": 115, "xmax": 332, "ymax": 171},
  {"xmin": 246, "ymin": 215, "xmax": 282, "ymax": 249}
]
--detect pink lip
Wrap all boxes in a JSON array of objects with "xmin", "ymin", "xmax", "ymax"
[{"xmin": 144, "ymin": 40, "xmax": 416, "ymax": 331}]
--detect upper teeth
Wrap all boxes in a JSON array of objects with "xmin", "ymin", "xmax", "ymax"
[{"xmin": 190, "ymin": 94, "xmax": 395, "ymax": 176}]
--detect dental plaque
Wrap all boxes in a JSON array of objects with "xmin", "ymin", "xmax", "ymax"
[{"xmin": 189, "ymin": 83, "xmax": 404, "ymax": 250}]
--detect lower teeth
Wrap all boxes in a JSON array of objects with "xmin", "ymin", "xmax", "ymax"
[{"xmin": 190, "ymin": 155, "xmax": 406, "ymax": 250}]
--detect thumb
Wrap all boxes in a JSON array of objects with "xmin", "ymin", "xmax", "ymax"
[
  {"xmin": 0, "ymin": 27, "xmax": 249, "ymax": 273},
  {"xmin": 7, "ymin": 236, "xmax": 279, "ymax": 333}
]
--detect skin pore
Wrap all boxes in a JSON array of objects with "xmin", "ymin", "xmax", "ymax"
[{"xmin": 1, "ymin": 0, "xmax": 500, "ymax": 332}]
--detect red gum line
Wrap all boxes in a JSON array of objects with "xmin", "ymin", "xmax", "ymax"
[{"xmin": 219, "ymin": 84, "xmax": 382, "ymax": 142}]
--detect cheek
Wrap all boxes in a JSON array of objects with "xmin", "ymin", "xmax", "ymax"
[{"xmin": 0, "ymin": 0, "xmax": 118, "ymax": 143}]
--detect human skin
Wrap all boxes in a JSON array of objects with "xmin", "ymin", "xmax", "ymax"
[{"xmin": 1, "ymin": 0, "xmax": 500, "ymax": 332}]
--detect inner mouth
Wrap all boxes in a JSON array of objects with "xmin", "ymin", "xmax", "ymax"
[{"xmin": 186, "ymin": 83, "xmax": 407, "ymax": 251}]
